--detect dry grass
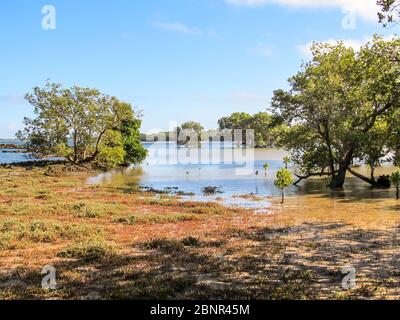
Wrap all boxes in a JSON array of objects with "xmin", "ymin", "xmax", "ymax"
[{"xmin": 1, "ymin": 164, "xmax": 400, "ymax": 300}]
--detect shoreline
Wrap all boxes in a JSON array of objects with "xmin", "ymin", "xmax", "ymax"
[
  {"xmin": 0, "ymin": 144, "xmax": 25, "ymax": 150},
  {"xmin": 1, "ymin": 165, "xmax": 400, "ymax": 299}
]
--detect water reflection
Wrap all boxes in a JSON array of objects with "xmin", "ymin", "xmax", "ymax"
[{"xmin": 87, "ymin": 142, "xmax": 397, "ymax": 209}]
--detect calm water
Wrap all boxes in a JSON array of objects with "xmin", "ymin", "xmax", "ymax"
[
  {"xmin": 0, "ymin": 139, "xmax": 33, "ymax": 164},
  {"xmin": 88, "ymin": 142, "xmax": 293, "ymax": 209},
  {"xmin": 88, "ymin": 142, "xmax": 398, "ymax": 209},
  {"xmin": 2, "ymin": 140, "xmax": 396, "ymax": 209}
]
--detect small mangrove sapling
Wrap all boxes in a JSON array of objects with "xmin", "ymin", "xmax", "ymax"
[
  {"xmin": 391, "ymin": 172, "xmax": 400, "ymax": 200},
  {"xmin": 274, "ymin": 168, "xmax": 293, "ymax": 204},
  {"xmin": 263, "ymin": 163, "xmax": 269, "ymax": 177}
]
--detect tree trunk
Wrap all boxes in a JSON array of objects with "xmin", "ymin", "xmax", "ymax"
[
  {"xmin": 397, "ymin": 187, "xmax": 399, "ymax": 200},
  {"xmin": 281, "ymin": 191, "xmax": 284, "ymax": 204},
  {"xmin": 330, "ymin": 165, "xmax": 347, "ymax": 189},
  {"xmin": 370, "ymin": 164, "xmax": 375, "ymax": 182},
  {"xmin": 323, "ymin": 123, "xmax": 336, "ymax": 177},
  {"xmin": 329, "ymin": 149, "xmax": 354, "ymax": 189}
]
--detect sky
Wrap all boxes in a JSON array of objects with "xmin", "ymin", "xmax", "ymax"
[{"xmin": 0, "ymin": 0, "xmax": 396, "ymax": 138}]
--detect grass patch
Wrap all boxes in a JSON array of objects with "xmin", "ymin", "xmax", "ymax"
[
  {"xmin": 70, "ymin": 201, "xmax": 128, "ymax": 218},
  {"xmin": 143, "ymin": 199, "xmax": 179, "ymax": 207},
  {"xmin": 181, "ymin": 236, "xmax": 201, "ymax": 247},
  {"xmin": 0, "ymin": 219, "xmax": 101, "ymax": 248},
  {"xmin": 141, "ymin": 238, "xmax": 185, "ymax": 253},
  {"xmin": 112, "ymin": 213, "xmax": 196, "ymax": 225},
  {"xmin": 179, "ymin": 201, "xmax": 238, "ymax": 216},
  {"xmin": 141, "ymin": 236, "xmax": 202, "ymax": 252},
  {"xmin": 58, "ymin": 240, "xmax": 112, "ymax": 262},
  {"xmin": 186, "ymin": 206, "xmax": 226, "ymax": 215}
]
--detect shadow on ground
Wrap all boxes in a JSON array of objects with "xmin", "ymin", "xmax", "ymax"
[{"xmin": 2, "ymin": 221, "xmax": 400, "ymax": 300}]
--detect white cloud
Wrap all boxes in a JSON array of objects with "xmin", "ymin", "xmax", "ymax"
[
  {"xmin": 152, "ymin": 21, "xmax": 202, "ymax": 35},
  {"xmin": 151, "ymin": 21, "xmax": 220, "ymax": 38},
  {"xmin": 247, "ymin": 42, "xmax": 274, "ymax": 57},
  {"xmin": 224, "ymin": 0, "xmax": 379, "ymax": 22},
  {"xmin": 298, "ymin": 38, "xmax": 363, "ymax": 58},
  {"xmin": 298, "ymin": 35, "xmax": 397, "ymax": 58}
]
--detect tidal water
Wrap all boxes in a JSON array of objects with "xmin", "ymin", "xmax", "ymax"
[
  {"xmin": 88, "ymin": 142, "xmax": 398, "ymax": 209},
  {"xmin": 87, "ymin": 142, "xmax": 293, "ymax": 209},
  {"xmin": 2, "ymin": 140, "xmax": 396, "ymax": 209},
  {"xmin": 0, "ymin": 139, "xmax": 32, "ymax": 164}
]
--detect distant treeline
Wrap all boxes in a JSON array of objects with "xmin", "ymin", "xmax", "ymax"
[
  {"xmin": 141, "ymin": 36, "xmax": 400, "ymax": 192},
  {"xmin": 141, "ymin": 112, "xmax": 281, "ymax": 148}
]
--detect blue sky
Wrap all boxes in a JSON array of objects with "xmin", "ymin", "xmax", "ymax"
[{"xmin": 0, "ymin": 0, "xmax": 395, "ymax": 138}]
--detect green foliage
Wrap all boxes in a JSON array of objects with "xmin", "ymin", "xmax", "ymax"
[
  {"xmin": 274, "ymin": 169, "xmax": 293, "ymax": 190},
  {"xmin": 119, "ymin": 119, "xmax": 148, "ymax": 165},
  {"xmin": 58, "ymin": 240, "xmax": 111, "ymax": 262},
  {"xmin": 141, "ymin": 238, "xmax": 185, "ymax": 253},
  {"xmin": 386, "ymin": 107, "xmax": 400, "ymax": 167},
  {"xmin": 283, "ymin": 156, "xmax": 291, "ymax": 169},
  {"xmin": 218, "ymin": 112, "xmax": 276, "ymax": 147},
  {"xmin": 272, "ymin": 36, "xmax": 400, "ymax": 188},
  {"xmin": 17, "ymin": 82, "xmax": 146, "ymax": 169},
  {"xmin": 176, "ymin": 121, "xmax": 204, "ymax": 145},
  {"xmin": 274, "ymin": 168, "xmax": 293, "ymax": 204},
  {"xmin": 218, "ymin": 112, "xmax": 251, "ymax": 129},
  {"xmin": 378, "ymin": 0, "xmax": 400, "ymax": 27},
  {"xmin": 180, "ymin": 121, "xmax": 204, "ymax": 133},
  {"xmin": 0, "ymin": 219, "xmax": 96, "ymax": 246},
  {"xmin": 112, "ymin": 213, "xmax": 195, "ymax": 225},
  {"xmin": 391, "ymin": 171, "xmax": 400, "ymax": 186},
  {"xmin": 391, "ymin": 171, "xmax": 400, "ymax": 199},
  {"xmin": 263, "ymin": 163, "xmax": 269, "ymax": 177},
  {"xmin": 96, "ymin": 130, "xmax": 125, "ymax": 169}
]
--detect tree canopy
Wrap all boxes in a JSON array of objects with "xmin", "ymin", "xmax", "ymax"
[
  {"xmin": 378, "ymin": 0, "xmax": 400, "ymax": 26},
  {"xmin": 17, "ymin": 82, "xmax": 147, "ymax": 169},
  {"xmin": 271, "ymin": 36, "xmax": 400, "ymax": 188},
  {"xmin": 218, "ymin": 112, "xmax": 276, "ymax": 147},
  {"xmin": 180, "ymin": 121, "xmax": 204, "ymax": 134},
  {"xmin": 274, "ymin": 168, "xmax": 293, "ymax": 204},
  {"xmin": 176, "ymin": 121, "xmax": 204, "ymax": 146}
]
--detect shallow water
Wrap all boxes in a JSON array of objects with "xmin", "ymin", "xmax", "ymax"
[
  {"xmin": 87, "ymin": 143, "xmax": 292, "ymax": 209},
  {"xmin": 0, "ymin": 139, "xmax": 32, "ymax": 164},
  {"xmin": 88, "ymin": 142, "xmax": 399, "ymax": 210},
  {"xmin": 2, "ymin": 140, "xmax": 396, "ymax": 209}
]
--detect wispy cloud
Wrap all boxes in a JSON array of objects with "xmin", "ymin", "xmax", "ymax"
[
  {"xmin": 298, "ymin": 35, "xmax": 397, "ymax": 58},
  {"xmin": 298, "ymin": 38, "xmax": 364, "ymax": 58},
  {"xmin": 224, "ymin": 0, "xmax": 379, "ymax": 22},
  {"xmin": 247, "ymin": 42, "xmax": 274, "ymax": 57},
  {"xmin": 151, "ymin": 21, "xmax": 202, "ymax": 35},
  {"xmin": 151, "ymin": 21, "xmax": 220, "ymax": 38}
]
